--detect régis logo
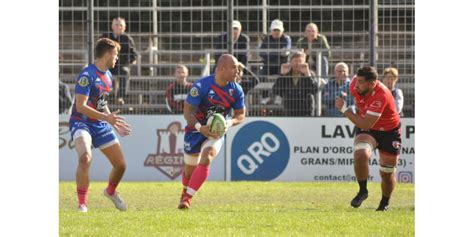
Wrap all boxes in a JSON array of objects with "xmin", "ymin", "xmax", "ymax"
[
  {"xmin": 231, "ymin": 121, "xmax": 290, "ymax": 181},
  {"xmin": 144, "ymin": 122, "xmax": 185, "ymax": 180}
]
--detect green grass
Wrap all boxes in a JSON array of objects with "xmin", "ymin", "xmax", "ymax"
[{"xmin": 60, "ymin": 182, "xmax": 414, "ymax": 236}]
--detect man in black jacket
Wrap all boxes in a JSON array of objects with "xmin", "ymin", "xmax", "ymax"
[
  {"xmin": 214, "ymin": 20, "xmax": 250, "ymax": 69},
  {"xmin": 101, "ymin": 17, "xmax": 138, "ymax": 104},
  {"xmin": 273, "ymin": 51, "xmax": 318, "ymax": 117}
]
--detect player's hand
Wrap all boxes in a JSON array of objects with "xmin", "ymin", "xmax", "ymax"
[
  {"xmin": 199, "ymin": 125, "xmax": 220, "ymax": 139},
  {"xmin": 335, "ymin": 97, "xmax": 348, "ymax": 113},
  {"xmin": 114, "ymin": 121, "xmax": 132, "ymax": 137},
  {"xmin": 104, "ymin": 110, "xmax": 125, "ymax": 126},
  {"xmin": 224, "ymin": 120, "xmax": 234, "ymax": 134}
]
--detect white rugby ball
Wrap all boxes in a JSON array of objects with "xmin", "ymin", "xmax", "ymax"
[{"xmin": 207, "ymin": 113, "xmax": 226, "ymax": 137}]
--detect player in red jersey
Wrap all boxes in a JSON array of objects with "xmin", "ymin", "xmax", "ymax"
[{"xmin": 335, "ymin": 66, "xmax": 401, "ymax": 211}]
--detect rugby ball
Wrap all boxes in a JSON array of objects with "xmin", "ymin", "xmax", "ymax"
[{"xmin": 207, "ymin": 113, "xmax": 226, "ymax": 137}]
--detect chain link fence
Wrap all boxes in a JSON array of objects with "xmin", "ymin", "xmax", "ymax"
[{"xmin": 59, "ymin": 0, "xmax": 414, "ymax": 117}]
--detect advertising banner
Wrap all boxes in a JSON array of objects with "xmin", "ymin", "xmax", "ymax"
[
  {"xmin": 59, "ymin": 115, "xmax": 225, "ymax": 181},
  {"xmin": 226, "ymin": 118, "xmax": 414, "ymax": 183}
]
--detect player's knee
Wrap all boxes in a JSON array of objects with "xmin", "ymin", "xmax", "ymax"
[
  {"xmin": 114, "ymin": 161, "xmax": 127, "ymax": 173},
  {"xmin": 354, "ymin": 149, "xmax": 370, "ymax": 162},
  {"xmin": 354, "ymin": 142, "xmax": 372, "ymax": 160},
  {"xmin": 199, "ymin": 156, "xmax": 211, "ymax": 166},
  {"xmin": 78, "ymin": 153, "xmax": 92, "ymax": 169}
]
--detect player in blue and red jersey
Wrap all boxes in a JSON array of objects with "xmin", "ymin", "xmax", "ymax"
[
  {"xmin": 178, "ymin": 54, "xmax": 246, "ymax": 209},
  {"xmin": 336, "ymin": 66, "xmax": 401, "ymax": 211},
  {"xmin": 69, "ymin": 38, "xmax": 132, "ymax": 212}
]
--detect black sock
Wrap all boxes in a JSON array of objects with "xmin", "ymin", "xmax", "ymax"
[
  {"xmin": 380, "ymin": 195, "xmax": 390, "ymax": 206},
  {"xmin": 358, "ymin": 180, "xmax": 368, "ymax": 193}
]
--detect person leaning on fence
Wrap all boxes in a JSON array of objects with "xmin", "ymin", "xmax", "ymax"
[
  {"xmin": 214, "ymin": 20, "xmax": 250, "ymax": 70},
  {"xmin": 382, "ymin": 67, "xmax": 404, "ymax": 116},
  {"xmin": 272, "ymin": 51, "xmax": 318, "ymax": 117},
  {"xmin": 165, "ymin": 65, "xmax": 193, "ymax": 114},
  {"xmin": 101, "ymin": 17, "xmax": 138, "ymax": 105},
  {"xmin": 322, "ymin": 62, "xmax": 355, "ymax": 117},
  {"xmin": 296, "ymin": 22, "xmax": 331, "ymax": 79}
]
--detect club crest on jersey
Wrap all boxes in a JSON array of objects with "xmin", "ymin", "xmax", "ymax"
[
  {"xmin": 78, "ymin": 77, "xmax": 89, "ymax": 87},
  {"xmin": 229, "ymin": 89, "xmax": 234, "ymax": 96},
  {"xmin": 190, "ymin": 87, "xmax": 199, "ymax": 97},
  {"xmin": 144, "ymin": 122, "xmax": 184, "ymax": 180},
  {"xmin": 208, "ymin": 89, "xmax": 215, "ymax": 99},
  {"xmin": 392, "ymin": 141, "xmax": 401, "ymax": 149}
]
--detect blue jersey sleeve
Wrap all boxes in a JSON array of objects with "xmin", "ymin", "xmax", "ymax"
[
  {"xmin": 186, "ymin": 82, "xmax": 204, "ymax": 107},
  {"xmin": 75, "ymin": 72, "xmax": 93, "ymax": 97},
  {"xmin": 233, "ymin": 84, "xmax": 245, "ymax": 110}
]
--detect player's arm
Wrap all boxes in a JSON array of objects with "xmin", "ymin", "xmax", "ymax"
[
  {"xmin": 183, "ymin": 102, "xmax": 219, "ymax": 139},
  {"xmin": 75, "ymin": 94, "xmax": 122, "ymax": 125},
  {"xmin": 104, "ymin": 104, "xmax": 132, "ymax": 137},
  {"xmin": 227, "ymin": 108, "xmax": 246, "ymax": 128},
  {"xmin": 335, "ymin": 96, "xmax": 379, "ymax": 130}
]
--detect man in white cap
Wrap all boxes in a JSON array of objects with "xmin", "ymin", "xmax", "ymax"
[
  {"xmin": 214, "ymin": 20, "xmax": 250, "ymax": 69},
  {"xmin": 258, "ymin": 19, "xmax": 291, "ymax": 104},
  {"xmin": 259, "ymin": 19, "xmax": 292, "ymax": 77}
]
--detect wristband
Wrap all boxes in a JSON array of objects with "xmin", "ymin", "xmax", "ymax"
[
  {"xmin": 339, "ymin": 101, "xmax": 349, "ymax": 113},
  {"xmin": 194, "ymin": 123, "xmax": 202, "ymax": 132}
]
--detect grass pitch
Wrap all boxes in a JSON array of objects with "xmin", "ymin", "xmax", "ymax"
[{"xmin": 60, "ymin": 182, "xmax": 414, "ymax": 236}]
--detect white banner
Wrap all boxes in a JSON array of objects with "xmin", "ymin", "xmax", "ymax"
[
  {"xmin": 60, "ymin": 116, "xmax": 414, "ymax": 183},
  {"xmin": 59, "ymin": 115, "xmax": 225, "ymax": 181},
  {"xmin": 225, "ymin": 118, "xmax": 414, "ymax": 183}
]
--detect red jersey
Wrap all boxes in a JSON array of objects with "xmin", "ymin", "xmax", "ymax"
[{"xmin": 350, "ymin": 78, "xmax": 400, "ymax": 131}]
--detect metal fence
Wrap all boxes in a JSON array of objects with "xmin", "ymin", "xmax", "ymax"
[{"xmin": 59, "ymin": 0, "xmax": 414, "ymax": 117}]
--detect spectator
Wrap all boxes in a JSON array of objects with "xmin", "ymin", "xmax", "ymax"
[
  {"xmin": 382, "ymin": 67, "xmax": 404, "ymax": 116},
  {"xmin": 273, "ymin": 52, "xmax": 318, "ymax": 117},
  {"xmin": 166, "ymin": 65, "xmax": 193, "ymax": 114},
  {"xmin": 59, "ymin": 80, "xmax": 73, "ymax": 114},
  {"xmin": 259, "ymin": 19, "xmax": 292, "ymax": 77},
  {"xmin": 214, "ymin": 20, "xmax": 250, "ymax": 69},
  {"xmin": 101, "ymin": 17, "xmax": 138, "ymax": 105},
  {"xmin": 323, "ymin": 62, "xmax": 354, "ymax": 117},
  {"xmin": 236, "ymin": 62, "xmax": 259, "ymax": 95},
  {"xmin": 259, "ymin": 19, "xmax": 291, "ymax": 104},
  {"xmin": 296, "ymin": 23, "xmax": 331, "ymax": 79}
]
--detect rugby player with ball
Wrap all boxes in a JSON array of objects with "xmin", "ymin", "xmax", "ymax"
[{"xmin": 179, "ymin": 54, "xmax": 246, "ymax": 209}]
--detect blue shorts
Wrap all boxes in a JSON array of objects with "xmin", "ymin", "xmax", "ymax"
[
  {"xmin": 69, "ymin": 120, "xmax": 118, "ymax": 149},
  {"xmin": 184, "ymin": 131, "xmax": 223, "ymax": 155}
]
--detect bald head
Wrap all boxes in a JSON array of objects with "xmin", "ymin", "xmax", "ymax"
[
  {"xmin": 215, "ymin": 54, "xmax": 239, "ymax": 83},
  {"xmin": 216, "ymin": 54, "xmax": 238, "ymax": 69},
  {"xmin": 305, "ymin": 23, "xmax": 319, "ymax": 40}
]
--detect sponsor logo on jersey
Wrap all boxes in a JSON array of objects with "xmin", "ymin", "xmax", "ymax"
[
  {"xmin": 144, "ymin": 122, "xmax": 184, "ymax": 179},
  {"xmin": 370, "ymin": 100, "xmax": 382, "ymax": 108},
  {"xmin": 231, "ymin": 121, "xmax": 290, "ymax": 181},
  {"xmin": 78, "ymin": 77, "xmax": 89, "ymax": 87},
  {"xmin": 190, "ymin": 87, "xmax": 199, "ymax": 97}
]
